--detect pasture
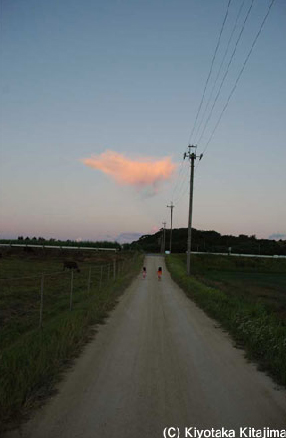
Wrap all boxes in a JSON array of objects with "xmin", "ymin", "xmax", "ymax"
[
  {"xmin": 0, "ymin": 247, "xmax": 132, "ymax": 348},
  {"xmin": 0, "ymin": 247, "xmax": 143, "ymax": 431}
]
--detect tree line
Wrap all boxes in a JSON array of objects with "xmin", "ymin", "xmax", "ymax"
[
  {"xmin": 126, "ymin": 228, "xmax": 286, "ymax": 256},
  {"xmin": 0, "ymin": 236, "xmax": 121, "ymax": 250}
]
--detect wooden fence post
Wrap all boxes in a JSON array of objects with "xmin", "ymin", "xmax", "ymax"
[
  {"xmin": 100, "ymin": 266, "xmax": 103, "ymax": 290},
  {"xmin": 70, "ymin": 270, "xmax": 74, "ymax": 311},
  {"xmin": 87, "ymin": 267, "xmax": 91, "ymax": 294},
  {"xmin": 39, "ymin": 273, "xmax": 44, "ymax": 328}
]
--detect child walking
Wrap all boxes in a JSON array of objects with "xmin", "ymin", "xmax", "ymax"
[
  {"xmin": 142, "ymin": 266, "xmax": 147, "ymax": 279},
  {"xmin": 157, "ymin": 266, "xmax": 162, "ymax": 280}
]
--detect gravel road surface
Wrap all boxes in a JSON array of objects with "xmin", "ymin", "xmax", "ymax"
[{"xmin": 7, "ymin": 255, "xmax": 286, "ymax": 438}]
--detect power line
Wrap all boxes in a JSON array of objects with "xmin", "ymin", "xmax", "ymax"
[
  {"xmin": 173, "ymin": 0, "xmax": 234, "ymax": 204},
  {"xmin": 193, "ymin": 0, "xmax": 246, "ymax": 144},
  {"xmin": 171, "ymin": 157, "xmax": 187, "ymax": 202},
  {"xmin": 167, "ymin": 0, "xmax": 276, "ymax": 232},
  {"xmin": 201, "ymin": 0, "xmax": 276, "ymax": 156},
  {"xmin": 172, "ymin": 164, "xmax": 189, "ymax": 204},
  {"xmin": 188, "ymin": 0, "xmax": 233, "ymax": 144},
  {"xmin": 196, "ymin": 0, "xmax": 255, "ymax": 147}
]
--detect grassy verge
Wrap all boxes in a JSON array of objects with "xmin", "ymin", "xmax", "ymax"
[
  {"xmin": 165, "ymin": 254, "xmax": 286, "ymax": 387},
  {"xmin": 0, "ymin": 252, "xmax": 143, "ymax": 433}
]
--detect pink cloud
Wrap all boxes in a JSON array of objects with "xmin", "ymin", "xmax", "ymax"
[{"xmin": 82, "ymin": 150, "xmax": 176, "ymax": 192}]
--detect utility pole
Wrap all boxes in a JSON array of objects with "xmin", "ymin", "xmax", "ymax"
[
  {"xmin": 184, "ymin": 145, "xmax": 203, "ymax": 275},
  {"xmin": 161, "ymin": 222, "xmax": 166, "ymax": 254},
  {"xmin": 167, "ymin": 202, "xmax": 174, "ymax": 253}
]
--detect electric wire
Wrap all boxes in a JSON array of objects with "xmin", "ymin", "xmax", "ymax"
[
  {"xmin": 171, "ymin": 156, "xmax": 186, "ymax": 202},
  {"xmin": 193, "ymin": 0, "xmax": 246, "ymax": 144},
  {"xmin": 196, "ymin": 0, "xmax": 255, "ymax": 147},
  {"xmin": 174, "ymin": 179, "xmax": 189, "ymax": 205},
  {"xmin": 172, "ymin": 164, "xmax": 190, "ymax": 204},
  {"xmin": 201, "ymin": 0, "xmax": 276, "ymax": 156},
  {"xmin": 172, "ymin": 0, "xmax": 234, "ymax": 205},
  {"xmin": 168, "ymin": 0, "xmax": 276, "ymax": 210},
  {"xmin": 188, "ymin": 0, "xmax": 233, "ymax": 145},
  {"xmin": 0, "ymin": 262, "xmax": 116, "ymax": 282},
  {"xmin": 173, "ymin": 171, "xmax": 189, "ymax": 204}
]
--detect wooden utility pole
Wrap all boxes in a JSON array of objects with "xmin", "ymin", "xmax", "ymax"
[
  {"xmin": 185, "ymin": 145, "xmax": 203, "ymax": 275},
  {"xmin": 167, "ymin": 202, "xmax": 174, "ymax": 253}
]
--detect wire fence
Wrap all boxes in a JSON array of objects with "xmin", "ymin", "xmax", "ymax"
[
  {"xmin": 0, "ymin": 257, "xmax": 135, "ymax": 346},
  {"xmin": 0, "ymin": 243, "xmax": 118, "ymax": 251}
]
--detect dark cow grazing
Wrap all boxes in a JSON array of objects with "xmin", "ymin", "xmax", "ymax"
[{"xmin": 63, "ymin": 261, "xmax": 80, "ymax": 272}]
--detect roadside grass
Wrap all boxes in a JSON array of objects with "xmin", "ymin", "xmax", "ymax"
[
  {"xmin": 0, "ymin": 251, "xmax": 143, "ymax": 432},
  {"xmin": 165, "ymin": 254, "xmax": 286, "ymax": 387}
]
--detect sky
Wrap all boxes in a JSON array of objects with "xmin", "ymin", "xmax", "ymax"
[{"xmin": 1, "ymin": 0, "xmax": 286, "ymax": 243}]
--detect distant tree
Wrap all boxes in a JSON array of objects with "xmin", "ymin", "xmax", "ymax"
[{"xmin": 122, "ymin": 243, "xmax": 131, "ymax": 250}]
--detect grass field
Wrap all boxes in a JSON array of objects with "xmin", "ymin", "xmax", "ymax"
[
  {"xmin": 166, "ymin": 254, "xmax": 286, "ymax": 387},
  {"xmin": 0, "ymin": 248, "xmax": 143, "ymax": 432},
  {"xmin": 0, "ymin": 249, "xmax": 132, "ymax": 348},
  {"xmin": 174, "ymin": 254, "xmax": 286, "ymax": 322}
]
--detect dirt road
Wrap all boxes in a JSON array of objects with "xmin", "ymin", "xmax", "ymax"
[{"xmin": 8, "ymin": 255, "xmax": 286, "ymax": 438}]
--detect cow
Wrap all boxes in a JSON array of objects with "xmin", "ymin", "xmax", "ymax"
[{"xmin": 63, "ymin": 261, "xmax": 80, "ymax": 272}]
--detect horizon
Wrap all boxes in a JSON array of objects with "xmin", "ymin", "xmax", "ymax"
[{"xmin": 1, "ymin": 227, "xmax": 285, "ymax": 244}]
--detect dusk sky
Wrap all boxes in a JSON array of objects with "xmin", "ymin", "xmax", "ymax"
[{"xmin": 1, "ymin": 0, "xmax": 285, "ymax": 242}]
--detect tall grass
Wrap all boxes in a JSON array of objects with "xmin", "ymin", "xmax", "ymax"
[
  {"xmin": 0, "ymin": 253, "xmax": 143, "ymax": 432},
  {"xmin": 166, "ymin": 254, "xmax": 286, "ymax": 387}
]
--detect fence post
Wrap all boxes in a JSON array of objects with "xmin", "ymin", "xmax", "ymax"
[
  {"xmin": 87, "ymin": 267, "xmax": 91, "ymax": 294},
  {"xmin": 39, "ymin": 273, "xmax": 44, "ymax": 328},
  {"xmin": 113, "ymin": 259, "xmax": 116, "ymax": 280},
  {"xmin": 100, "ymin": 265, "xmax": 103, "ymax": 290},
  {"xmin": 70, "ymin": 270, "xmax": 74, "ymax": 311}
]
